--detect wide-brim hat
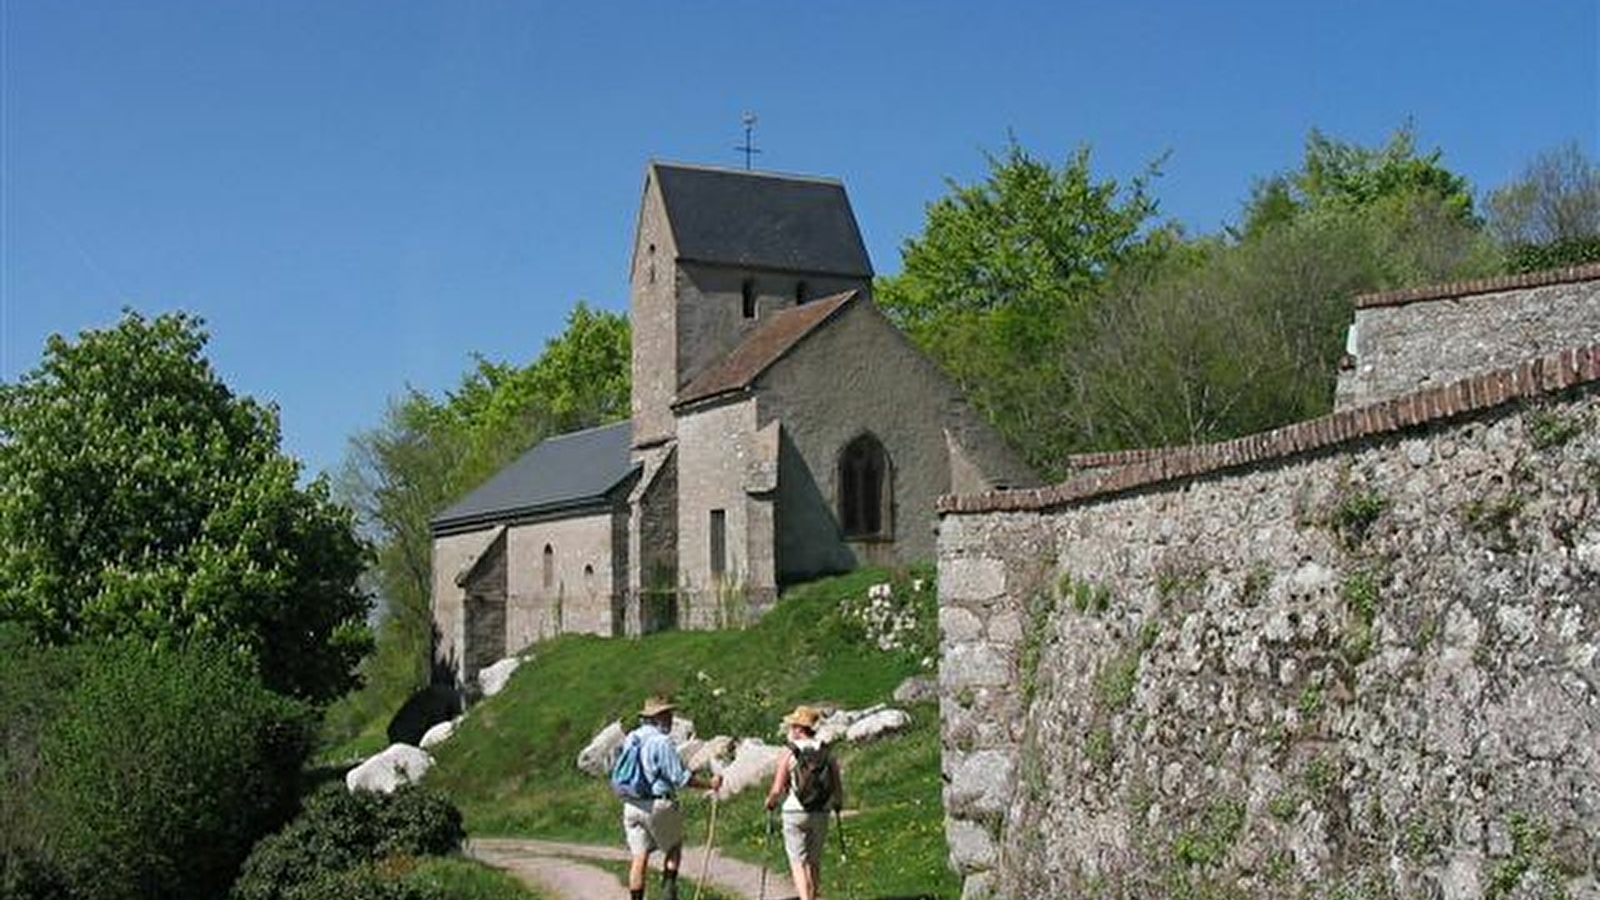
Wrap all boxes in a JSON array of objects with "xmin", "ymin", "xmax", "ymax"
[
  {"xmin": 781, "ymin": 705, "xmax": 822, "ymax": 731},
  {"xmin": 639, "ymin": 696, "xmax": 677, "ymax": 718}
]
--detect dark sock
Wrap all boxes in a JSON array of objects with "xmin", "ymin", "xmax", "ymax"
[{"xmin": 661, "ymin": 872, "xmax": 679, "ymax": 900}]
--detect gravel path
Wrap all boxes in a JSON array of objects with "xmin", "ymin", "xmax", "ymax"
[{"xmin": 469, "ymin": 836, "xmax": 782, "ymax": 900}]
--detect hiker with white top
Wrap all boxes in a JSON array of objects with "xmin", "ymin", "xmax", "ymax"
[
  {"xmin": 614, "ymin": 695, "xmax": 722, "ymax": 900},
  {"xmin": 764, "ymin": 705, "xmax": 844, "ymax": 900}
]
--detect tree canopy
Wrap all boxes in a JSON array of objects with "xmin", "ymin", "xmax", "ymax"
[{"xmin": 0, "ymin": 311, "xmax": 370, "ymax": 702}]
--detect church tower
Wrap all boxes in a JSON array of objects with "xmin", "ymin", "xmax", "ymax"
[{"xmin": 627, "ymin": 162, "xmax": 875, "ymax": 450}]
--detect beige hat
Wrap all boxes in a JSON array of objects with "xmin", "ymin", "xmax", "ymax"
[
  {"xmin": 781, "ymin": 705, "xmax": 822, "ymax": 731},
  {"xmin": 639, "ymin": 695, "xmax": 677, "ymax": 718}
]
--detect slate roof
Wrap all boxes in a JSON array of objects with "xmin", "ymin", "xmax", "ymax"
[
  {"xmin": 675, "ymin": 291, "xmax": 858, "ymax": 407},
  {"xmin": 430, "ymin": 420, "xmax": 637, "ymax": 534},
  {"xmin": 652, "ymin": 162, "xmax": 873, "ymax": 277}
]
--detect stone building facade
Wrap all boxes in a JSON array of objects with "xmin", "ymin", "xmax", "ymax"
[
  {"xmin": 936, "ymin": 270, "xmax": 1600, "ymax": 899},
  {"xmin": 431, "ymin": 162, "xmax": 1035, "ymax": 686}
]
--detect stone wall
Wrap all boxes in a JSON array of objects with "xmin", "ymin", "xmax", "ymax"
[
  {"xmin": 938, "ymin": 346, "xmax": 1600, "ymax": 900},
  {"xmin": 1335, "ymin": 266, "xmax": 1600, "ymax": 410}
]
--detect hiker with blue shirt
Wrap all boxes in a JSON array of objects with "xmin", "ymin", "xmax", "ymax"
[{"xmin": 620, "ymin": 695, "xmax": 722, "ymax": 900}]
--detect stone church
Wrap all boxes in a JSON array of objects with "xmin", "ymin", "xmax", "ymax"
[{"xmin": 431, "ymin": 161, "xmax": 1035, "ymax": 686}]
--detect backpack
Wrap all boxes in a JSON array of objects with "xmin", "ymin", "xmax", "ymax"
[
  {"xmin": 609, "ymin": 732, "xmax": 654, "ymax": 800},
  {"xmin": 788, "ymin": 742, "xmax": 837, "ymax": 812}
]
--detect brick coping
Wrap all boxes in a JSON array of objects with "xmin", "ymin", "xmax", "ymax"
[
  {"xmin": 938, "ymin": 343, "xmax": 1600, "ymax": 515},
  {"xmin": 1353, "ymin": 264, "xmax": 1600, "ymax": 310}
]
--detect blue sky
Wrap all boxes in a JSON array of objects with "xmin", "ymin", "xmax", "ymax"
[{"xmin": 3, "ymin": 1, "xmax": 1596, "ymax": 479}]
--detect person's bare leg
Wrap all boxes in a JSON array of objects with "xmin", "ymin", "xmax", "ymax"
[
  {"xmin": 790, "ymin": 855, "xmax": 816, "ymax": 900},
  {"xmin": 628, "ymin": 851, "xmax": 650, "ymax": 897}
]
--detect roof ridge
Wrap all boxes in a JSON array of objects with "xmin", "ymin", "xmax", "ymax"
[{"xmin": 648, "ymin": 159, "xmax": 845, "ymax": 188}]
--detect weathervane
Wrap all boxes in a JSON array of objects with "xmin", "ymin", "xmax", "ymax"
[{"xmin": 735, "ymin": 112, "xmax": 762, "ymax": 170}]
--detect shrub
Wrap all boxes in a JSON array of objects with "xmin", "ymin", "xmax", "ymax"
[
  {"xmin": 232, "ymin": 783, "xmax": 465, "ymax": 900},
  {"xmin": 34, "ymin": 640, "xmax": 316, "ymax": 900},
  {"xmin": 0, "ymin": 627, "xmax": 83, "ymax": 874}
]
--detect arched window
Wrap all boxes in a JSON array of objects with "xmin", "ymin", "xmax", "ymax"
[
  {"xmin": 542, "ymin": 544, "xmax": 554, "ymax": 590},
  {"xmin": 838, "ymin": 434, "xmax": 890, "ymax": 539},
  {"xmin": 741, "ymin": 278, "xmax": 757, "ymax": 319}
]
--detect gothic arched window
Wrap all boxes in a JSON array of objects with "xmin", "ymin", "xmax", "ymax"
[
  {"xmin": 838, "ymin": 434, "xmax": 890, "ymax": 539},
  {"xmin": 542, "ymin": 544, "xmax": 554, "ymax": 590}
]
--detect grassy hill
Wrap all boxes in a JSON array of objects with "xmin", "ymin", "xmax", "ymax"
[{"xmin": 419, "ymin": 566, "xmax": 959, "ymax": 899}]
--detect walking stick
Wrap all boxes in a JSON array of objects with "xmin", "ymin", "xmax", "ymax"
[
  {"xmin": 758, "ymin": 808, "xmax": 775, "ymax": 900},
  {"xmin": 690, "ymin": 792, "xmax": 719, "ymax": 900},
  {"xmin": 833, "ymin": 808, "xmax": 854, "ymax": 900}
]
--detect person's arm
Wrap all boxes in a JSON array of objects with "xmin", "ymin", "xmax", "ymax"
[{"xmin": 765, "ymin": 753, "xmax": 791, "ymax": 810}]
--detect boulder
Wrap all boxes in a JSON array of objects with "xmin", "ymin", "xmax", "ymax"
[
  {"xmin": 478, "ymin": 657, "xmax": 523, "ymax": 697},
  {"xmin": 346, "ymin": 743, "xmax": 434, "ymax": 794},
  {"xmin": 576, "ymin": 721, "xmax": 626, "ymax": 776},
  {"xmin": 715, "ymin": 739, "xmax": 785, "ymax": 800},
  {"xmin": 846, "ymin": 708, "xmax": 911, "ymax": 743},
  {"xmin": 893, "ymin": 675, "xmax": 939, "ymax": 705},
  {"xmin": 419, "ymin": 719, "xmax": 458, "ymax": 750},
  {"xmin": 687, "ymin": 735, "xmax": 735, "ymax": 772}
]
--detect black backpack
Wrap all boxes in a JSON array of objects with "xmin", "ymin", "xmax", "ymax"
[{"xmin": 789, "ymin": 742, "xmax": 837, "ymax": 812}]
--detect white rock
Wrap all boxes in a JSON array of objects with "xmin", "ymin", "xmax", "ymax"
[
  {"xmin": 346, "ymin": 744, "xmax": 434, "ymax": 794},
  {"xmin": 687, "ymin": 735, "xmax": 735, "ymax": 772},
  {"xmin": 893, "ymin": 675, "xmax": 939, "ymax": 705},
  {"xmin": 846, "ymin": 708, "xmax": 911, "ymax": 742},
  {"xmin": 715, "ymin": 738, "xmax": 785, "ymax": 800},
  {"xmin": 576, "ymin": 721, "xmax": 626, "ymax": 776},
  {"xmin": 478, "ymin": 657, "xmax": 522, "ymax": 697},
  {"xmin": 419, "ymin": 719, "xmax": 457, "ymax": 749}
]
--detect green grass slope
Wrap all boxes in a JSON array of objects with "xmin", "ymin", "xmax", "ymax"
[{"xmin": 424, "ymin": 566, "xmax": 959, "ymax": 899}]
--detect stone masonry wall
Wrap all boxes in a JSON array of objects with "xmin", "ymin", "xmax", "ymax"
[
  {"xmin": 938, "ymin": 346, "xmax": 1600, "ymax": 900},
  {"xmin": 1335, "ymin": 265, "xmax": 1600, "ymax": 411}
]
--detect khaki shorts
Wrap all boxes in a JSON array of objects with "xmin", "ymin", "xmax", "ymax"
[
  {"xmin": 623, "ymin": 798, "xmax": 684, "ymax": 855},
  {"xmin": 781, "ymin": 809, "xmax": 830, "ymax": 865}
]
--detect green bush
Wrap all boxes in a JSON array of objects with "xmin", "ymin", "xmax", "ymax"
[
  {"xmin": 0, "ymin": 627, "xmax": 83, "ymax": 876},
  {"xmin": 233, "ymin": 783, "xmax": 465, "ymax": 900},
  {"xmin": 1506, "ymin": 235, "xmax": 1600, "ymax": 273},
  {"xmin": 34, "ymin": 639, "xmax": 316, "ymax": 900}
]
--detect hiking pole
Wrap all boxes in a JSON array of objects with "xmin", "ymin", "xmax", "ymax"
[
  {"xmin": 834, "ymin": 808, "xmax": 854, "ymax": 900},
  {"xmin": 758, "ymin": 808, "xmax": 775, "ymax": 900},
  {"xmin": 691, "ymin": 791, "xmax": 719, "ymax": 900}
]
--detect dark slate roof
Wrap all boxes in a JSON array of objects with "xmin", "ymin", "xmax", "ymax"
[
  {"xmin": 676, "ymin": 291, "xmax": 858, "ymax": 407},
  {"xmin": 430, "ymin": 420, "xmax": 637, "ymax": 533},
  {"xmin": 652, "ymin": 162, "xmax": 873, "ymax": 277}
]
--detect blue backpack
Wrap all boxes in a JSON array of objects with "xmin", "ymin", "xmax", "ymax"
[{"xmin": 609, "ymin": 732, "xmax": 654, "ymax": 800}]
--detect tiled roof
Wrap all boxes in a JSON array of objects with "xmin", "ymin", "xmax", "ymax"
[
  {"xmin": 652, "ymin": 162, "xmax": 873, "ymax": 277},
  {"xmin": 430, "ymin": 420, "xmax": 637, "ymax": 533},
  {"xmin": 675, "ymin": 291, "xmax": 858, "ymax": 407}
]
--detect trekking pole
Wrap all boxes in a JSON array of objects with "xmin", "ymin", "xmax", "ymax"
[
  {"xmin": 758, "ymin": 808, "xmax": 775, "ymax": 900},
  {"xmin": 834, "ymin": 808, "xmax": 854, "ymax": 900},
  {"xmin": 691, "ymin": 792, "xmax": 719, "ymax": 900}
]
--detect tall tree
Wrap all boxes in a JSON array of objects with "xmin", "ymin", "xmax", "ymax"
[
  {"xmin": 0, "ymin": 311, "xmax": 370, "ymax": 702},
  {"xmin": 876, "ymin": 139, "xmax": 1167, "ymax": 471},
  {"xmin": 1485, "ymin": 141, "xmax": 1600, "ymax": 247}
]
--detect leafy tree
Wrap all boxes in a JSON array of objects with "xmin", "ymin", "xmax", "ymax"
[
  {"xmin": 0, "ymin": 311, "xmax": 371, "ymax": 702},
  {"xmin": 35, "ymin": 640, "xmax": 315, "ymax": 900},
  {"xmin": 1485, "ymin": 141, "xmax": 1600, "ymax": 247},
  {"xmin": 329, "ymin": 302, "xmax": 630, "ymax": 732},
  {"xmin": 1239, "ymin": 125, "xmax": 1477, "ymax": 238},
  {"xmin": 876, "ymin": 139, "xmax": 1167, "ymax": 472}
]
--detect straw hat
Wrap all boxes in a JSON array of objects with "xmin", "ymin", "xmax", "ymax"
[
  {"xmin": 781, "ymin": 705, "xmax": 822, "ymax": 731},
  {"xmin": 639, "ymin": 695, "xmax": 677, "ymax": 718}
]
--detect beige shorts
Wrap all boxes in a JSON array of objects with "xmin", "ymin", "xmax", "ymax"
[
  {"xmin": 623, "ymin": 798, "xmax": 684, "ymax": 855},
  {"xmin": 781, "ymin": 809, "xmax": 830, "ymax": 865}
]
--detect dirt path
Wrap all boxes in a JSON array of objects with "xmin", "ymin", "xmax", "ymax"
[{"xmin": 469, "ymin": 836, "xmax": 782, "ymax": 900}]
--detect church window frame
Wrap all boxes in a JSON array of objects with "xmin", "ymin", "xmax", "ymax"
[
  {"xmin": 709, "ymin": 509, "xmax": 728, "ymax": 579},
  {"xmin": 741, "ymin": 278, "xmax": 757, "ymax": 319},
  {"xmin": 542, "ymin": 543, "xmax": 555, "ymax": 590},
  {"xmin": 837, "ymin": 433, "xmax": 892, "ymax": 540}
]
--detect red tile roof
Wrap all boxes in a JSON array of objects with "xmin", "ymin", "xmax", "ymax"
[{"xmin": 675, "ymin": 291, "xmax": 858, "ymax": 407}]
